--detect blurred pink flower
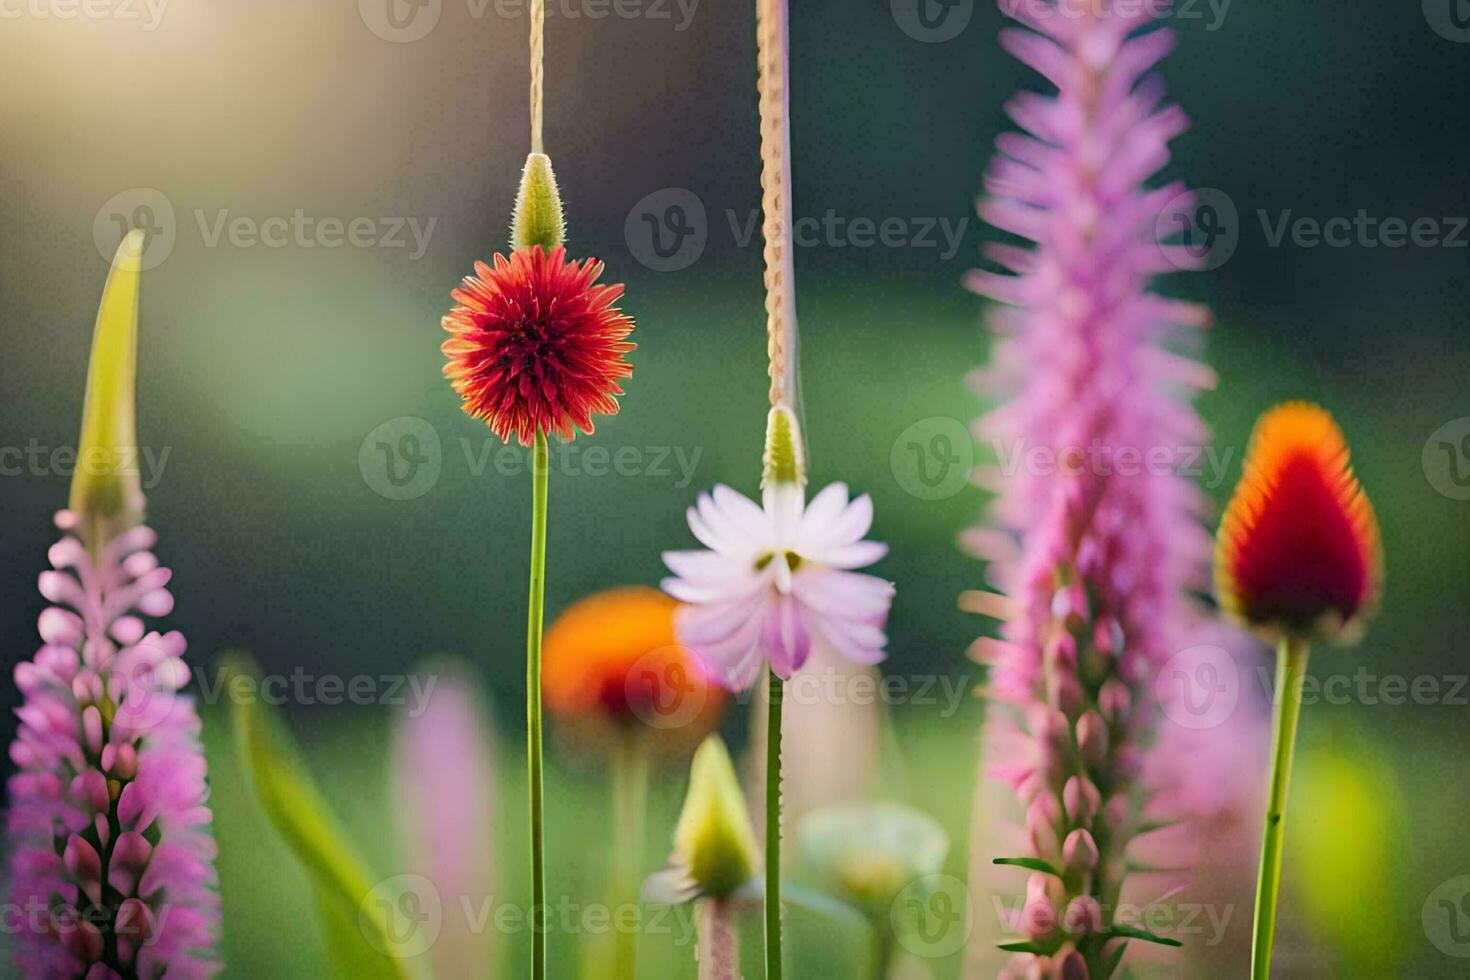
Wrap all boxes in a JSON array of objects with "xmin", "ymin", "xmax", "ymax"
[
  {"xmin": 663, "ymin": 481, "xmax": 894, "ymax": 689},
  {"xmin": 394, "ymin": 670, "xmax": 496, "ymax": 980},
  {"xmin": 9, "ymin": 512, "xmax": 219, "ymax": 979},
  {"xmin": 963, "ymin": 1, "xmax": 1225, "ymax": 975}
]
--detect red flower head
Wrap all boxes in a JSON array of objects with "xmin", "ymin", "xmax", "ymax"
[
  {"xmin": 442, "ymin": 245, "xmax": 634, "ymax": 446},
  {"xmin": 1216, "ymin": 402, "xmax": 1381, "ymax": 642}
]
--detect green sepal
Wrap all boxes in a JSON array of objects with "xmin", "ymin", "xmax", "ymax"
[
  {"xmin": 992, "ymin": 856, "xmax": 1063, "ymax": 877},
  {"xmin": 996, "ymin": 938, "xmax": 1062, "ymax": 955},
  {"xmin": 1105, "ymin": 923, "xmax": 1183, "ymax": 947}
]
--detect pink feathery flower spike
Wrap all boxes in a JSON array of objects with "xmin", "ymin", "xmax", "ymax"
[
  {"xmin": 963, "ymin": 2, "xmax": 1215, "ymax": 976},
  {"xmin": 8, "ymin": 231, "xmax": 219, "ymax": 979}
]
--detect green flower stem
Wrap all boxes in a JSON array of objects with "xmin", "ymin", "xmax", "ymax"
[
  {"xmin": 527, "ymin": 431, "xmax": 549, "ymax": 980},
  {"xmin": 1251, "ymin": 635, "xmax": 1310, "ymax": 979},
  {"xmin": 765, "ymin": 668, "xmax": 784, "ymax": 980},
  {"xmin": 871, "ymin": 921, "xmax": 892, "ymax": 980},
  {"xmin": 612, "ymin": 731, "xmax": 649, "ymax": 979},
  {"xmin": 698, "ymin": 898, "xmax": 738, "ymax": 980}
]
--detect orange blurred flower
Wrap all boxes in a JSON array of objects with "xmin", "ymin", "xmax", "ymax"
[
  {"xmin": 1216, "ymin": 403, "xmax": 1381, "ymax": 642},
  {"xmin": 543, "ymin": 586, "xmax": 724, "ymax": 738}
]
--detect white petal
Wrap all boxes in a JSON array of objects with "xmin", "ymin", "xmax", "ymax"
[
  {"xmin": 797, "ymin": 482, "xmax": 849, "ymax": 541},
  {"xmin": 808, "ymin": 613, "xmax": 888, "ymax": 666},
  {"xmin": 761, "ymin": 482, "xmax": 805, "ymax": 543},
  {"xmin": 807, "ymin": 539, "xmax": 888, "ymax": 570},
  {"xmin": 791, "ymin": 567, "xmax": 895, "ymax": 620},
  {"xmin": 829, "ymin": 493, "xmax": 875, "ymax": 545},
  {"xmin": 711, "ymin": 485, "xmax": 773, "ymax": 543},
  {"xmin": 663, "ymin": 575, "xmax": 746, "ymax": 605},
  {"xmin": 663, "ymin": 550, "xmax": 748, "ymax": 585}
]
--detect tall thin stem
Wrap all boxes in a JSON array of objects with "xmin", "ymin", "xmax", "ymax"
[
  {"xmin": 529, "ymin": 0, "xmax": 544, "ymax": 154},
  {"xmin": 765, "ymin": 668, "xmax": 784, "ymax": 980},
  {"xmin": 1250, "ymin": 635, "xmax": 1310, "ymax": 979},
  {"xmin": 698, "ymin": 899, "xmax": 739, "ymax": 980},
  {"xmin": 527, "ymin": 431, "xmax": 549, "ymax": 980},
  {"xmin": 612, "ymin": 731, "xmax": 649, "ymax": 979},
  {"xmin": 756, "ymin": 0, "xmax": 797, "ymax": 411}
]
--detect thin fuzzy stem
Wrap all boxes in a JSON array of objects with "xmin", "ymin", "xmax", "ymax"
[
  {"xmin": 527, "ymin": 430, "xmax": 549, "ymax": 980},
  {"xmin": 612, "ymin": 732, "xmax": 649, "ymax": 979},
  {"xmin": 765, "ymin": 668, "xmax": 784, "ymax": 980},
  {"xmin": 756, "ymin": 0, "xmax": 797, "ymax": 410},
  {"xmin": 529, "ymin": 0, "xmax": 544, "ymax": 154},
  {"xmin": 698, "ymin": 899, "xmax": 739, "ymax": 980},
  {"xmin": 1250, "ymin": 635, "xmax": 1310, "ymax": 979}
]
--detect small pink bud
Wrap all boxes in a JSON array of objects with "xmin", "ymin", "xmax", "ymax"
[
  {"xmin": 1051, "ymin": 584, "xmax": 1088, "ymax": 630},
  {"xmin": 1020, "ymin": 873, "xmax": 1057, "ymax": 939},
  {"xmin": 1062, "ymin": 776, "xmax": 1100, "ymax": 825},
  {"xmin": 1093, "ymin": 615, "xmax": 1124, "ymax": 656},
  {"xmin": 1063, "ymin": 829, "xmax": 1099, "ymax": 875},
  {"xmin": 1075, "ymin": 711, "xmax": 1108, "ymax": 769},
  {"xmin": 1098, "ymin": 678, "xmax": 1131, "ymax": 721},
  {"xmin": 1064, "ymin": 895, "xmax": 1103, "ymax": 935}
]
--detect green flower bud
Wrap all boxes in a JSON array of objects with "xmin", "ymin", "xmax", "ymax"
[
  {"xmin": 762, "ymin": 405, "xmax": 805, "ymax": 488},
  {"xmin": 672, "ymin": 736, "xmax": 760, "ymax": 900},
  {"xmin": 510, "ymin": 152, "xmax": 566, "ymax": 252},
  {"xmin": 71, "ymin": 230, "xmax": 146, "ymax": 545}
]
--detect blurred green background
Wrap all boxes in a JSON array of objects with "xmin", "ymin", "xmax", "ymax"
[{"xmin": 2, "ymin": 1, "xmax": 1469, "ymax": 976}]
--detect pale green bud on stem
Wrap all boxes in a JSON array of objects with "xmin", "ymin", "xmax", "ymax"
[
  {"xmin": 762, "ymin": 405, "xmax": 805, "ymax": 489},
  {"xmin": 71, "ymin": 230, "xmax": 146, "ymax": 553},
  {"xmin": 511, "ymin": 152, "xmax": 566, "ymax": 252}
]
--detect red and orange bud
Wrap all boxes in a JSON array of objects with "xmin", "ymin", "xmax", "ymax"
[
  {"xmin": 1216, "ymin": 403, "xmax": 1381, "ymax": 643},
  {"xmin": 542, "ymin": 586, "xmax": 724, "ymax": 740}
]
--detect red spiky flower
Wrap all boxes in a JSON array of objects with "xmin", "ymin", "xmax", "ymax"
[
  {"xmin": 442, "ymin": 245, "xmax": 635, "ymax": 447},
  {"xmin": 1217, "ymin": 402, "xmax": 1381, "ymax": 642}
]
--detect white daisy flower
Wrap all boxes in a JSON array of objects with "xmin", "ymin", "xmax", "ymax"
[{"xmin": 662, "ymin": 408, "xmax": 894, "ymax": 690}]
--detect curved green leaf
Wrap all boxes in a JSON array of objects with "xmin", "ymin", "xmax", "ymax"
[{"xmin": 227, "ymin": 656, "xmax": 417, "ymax": 980}]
